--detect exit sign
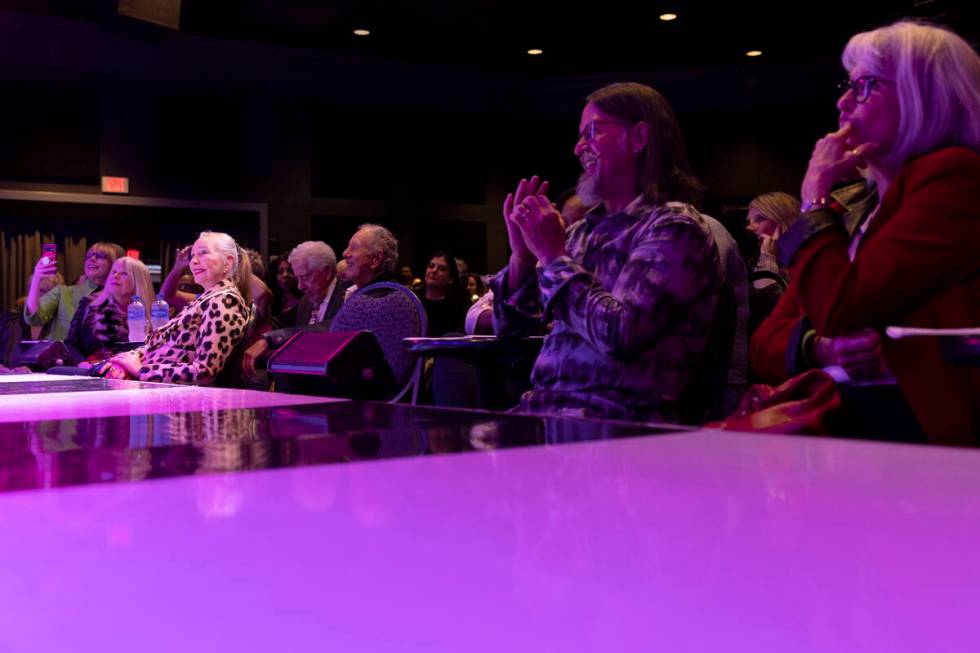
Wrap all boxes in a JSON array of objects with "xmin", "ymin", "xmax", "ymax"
[{"xmin": 101, "ymin": 176, "xmax": 130, "ymax": 194}]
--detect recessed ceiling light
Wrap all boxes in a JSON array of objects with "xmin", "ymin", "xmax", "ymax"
[
  {"xmin": 659, "ymin": 13, "xmax": 678, "ymax": 21},
  {"xmin": 527, "ymin": 49, "xmax": 543, "ymax": 56},
  {"xmin": 746, "ymin": 50, "xmax": 763, "ymax": 57},
  {"xmin": 353, "ymin": 29, "xmax": 370, "ymax": 36}
]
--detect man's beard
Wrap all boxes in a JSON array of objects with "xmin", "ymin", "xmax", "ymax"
[{"xmin": 575, "ymin": 170, "xmax": 602, "ymax": 208}]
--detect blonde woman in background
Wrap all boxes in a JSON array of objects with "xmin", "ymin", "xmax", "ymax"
[
  {"xmin": 745, "ymin": 192, "xmax": 800, "ymax": 281},
  {"xmin": 66, "ymin": 257, "xmax": 154, "ymax": 363}
]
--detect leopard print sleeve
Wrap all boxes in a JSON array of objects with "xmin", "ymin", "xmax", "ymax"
[{"xmin": 139, "ymin": 287, "xmax": 250, "ymax": 385}]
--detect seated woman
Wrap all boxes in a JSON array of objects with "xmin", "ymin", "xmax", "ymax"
[
  {"xmin": 24, "ymin": 242, "xmax": 124, "ymax": 341},
  {"xmin": 755, "ymin": 20, "xmax": 980, "ymax": 443},
  {"xmin": 65, "ymin": 256, "xmax": 154, "ymax": 362},
  {"xmin": 744, "ymin": 192, "xmax": 800, "ymax": 334},
  {"xmin": 269, "ymin": 255, "xmax": 303, "ymax": 328},
  {"xmin": 464, "ymin": 273, "xmax": 488, "ymax": 303},
  {"xmin": 416, "ymin": 251, "xmax": 469, "ymax": 336},
  {"xmin": 745, "ymin": 192, "xmax": 799, "ymax": 280},
  {"xmin": 161, "ymin": 240, "xmax": 272, "ymax": 364},
  {"xmin": 100, "ymin": 231, "xmax": 252, "ymax": 385}
]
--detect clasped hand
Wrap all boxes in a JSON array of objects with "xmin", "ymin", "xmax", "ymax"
[{"xmin": 503, "ymin": 176, "xmax": 567, "ymax": 265}]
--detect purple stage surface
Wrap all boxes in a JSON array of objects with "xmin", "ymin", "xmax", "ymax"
[
  {"xmin": 0, "ymin": 375, "xmax": 978, "ymax": 651},
  {"xmin": 0, "ymin": 374, "xmax": 676, "ymax": 492},
  {"xmin": 0, "ymin": 373, "xmax": 340, "ymax": 423}
]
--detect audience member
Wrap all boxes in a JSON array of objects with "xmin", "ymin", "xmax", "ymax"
[
  {"xmin": 242, "ymin": 241, "xmax": 345, "ymax": 380},
  {"xmin": 745, "ymin": 192, "xmax": 800, "ymax": 334},
  {"xmin": 417, "ymin": 252, "xmax": 469, "ymax": 336},
  {"xmin": 99, "ymin": 231, "xmax": 251, "ymax": 384},
  {"xmin": 65, "ymin": 257, "xmax": 154, "ymax": 362},
  {"xmin": 745, "ymin": 192, "xmax": 799, "ymax": 280},
  {"xmin": 270, "ymin": 255, "xmax": 302, "ymax": 328},
  {"xmin": 465, "ymin": 273, "xmax": 488, "ymax": 302},
  {"xmin": 162, "ymin": 241, "xmax": 272, "ymax": 338},
  {"xmin": 492, "ymin": 82, "xmax": 723, "ymax": 422},
  {"xmin": 764, "ymin": 20, "xmax": 980, "ymax": 442},
  {"xmin": 341, "ymin": 224, "xmax": 400, "ymax": 289},
  {"xmin": 24, "ymin": 241, "xmax": 123, "ymax": 341}
]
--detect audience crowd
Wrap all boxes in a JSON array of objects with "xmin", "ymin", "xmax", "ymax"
[{"xmin": 2, "ymin": 20, "xmax": 977, "ymax": 444}]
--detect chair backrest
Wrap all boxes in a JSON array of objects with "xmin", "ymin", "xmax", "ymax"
[
  {"xmin": 329, "ymin": 282, "xmax": 428, "ymax": 403},
  {"xmin": 675, "ymin": 215, "xmax": 749, "ymax": 423}
]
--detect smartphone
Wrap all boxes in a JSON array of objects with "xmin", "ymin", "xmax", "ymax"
[{"xmin": 41, "ymin": 243, "xmax": 57, "ymax": 266}]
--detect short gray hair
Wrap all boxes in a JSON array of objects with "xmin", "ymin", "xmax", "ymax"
[
  {"xmin": 288, "ymin": 241, "xmax": 337, "ymax": 272},
  {"xmin": 357, "ymin": 224, "xmax": 399, "ymax": 273}
]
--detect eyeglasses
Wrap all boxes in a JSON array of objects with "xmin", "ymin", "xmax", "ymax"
[
  {"xmin": 837, "ymin": 76, "xmax": 888, "ymax": 104},
  {"xmin": 85, "ymin": 251, "xmax": 109, "ymax": 261},
  {"xmin": 577, "ymin": 119, "xmax": 634, "ymax": 143},
  {"xmin": 294, "ymin": 270, "xmax": 322, "ymax": 282}
]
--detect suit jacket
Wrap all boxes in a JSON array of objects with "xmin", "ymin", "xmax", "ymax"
[
  {"xmin": 265, "ymin": 280, "xmax": 349, "ymax": 350},
  {"xmin": 777, "ymin": 147, "xmax": 980, "ymax": 443}
]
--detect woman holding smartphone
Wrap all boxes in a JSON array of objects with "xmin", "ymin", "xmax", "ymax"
[{"xmin": 24, "ymin": 241, "xmax": 124, "ymax": 341}]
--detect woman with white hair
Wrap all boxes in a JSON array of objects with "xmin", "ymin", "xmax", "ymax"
[
  {"xmin": 99, "ymin": 231, "xmax": 252, "ymax": 385},
  {"xmin": 65, "ymin": 256, "xmax": 154, "ymax": 362},
  {"xmin": 772, "ymin": 20, "xmax": 980, "ymax": 442}
]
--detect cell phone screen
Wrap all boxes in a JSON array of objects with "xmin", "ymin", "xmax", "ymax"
[{"xmin": 42, "ymin": 243, "xmax": 57, "ymax": 265}]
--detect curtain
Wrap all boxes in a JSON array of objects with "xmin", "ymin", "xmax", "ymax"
[{"xmin": 0, "ymin": 231, "xmax": 87, "ymax": 313}]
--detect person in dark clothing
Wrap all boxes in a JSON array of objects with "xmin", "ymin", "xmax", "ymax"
[{"xmin": 416, "ymin": 251, "xmax": 469, "ymax": 336}]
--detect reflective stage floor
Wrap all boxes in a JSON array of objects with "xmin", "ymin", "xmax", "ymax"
[{"xmin": 1, "ymin": 374, "xmax": 978, "ymax": 651}]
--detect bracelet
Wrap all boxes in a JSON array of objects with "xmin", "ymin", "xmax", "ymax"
[{"xmin": 800, "ymin": 196, "xmax": 844, "ymax": 214}]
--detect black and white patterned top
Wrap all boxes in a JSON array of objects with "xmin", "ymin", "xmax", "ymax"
[{"xmin": 65, "ymin": 294, "xmax": 129, "ymax": 361}]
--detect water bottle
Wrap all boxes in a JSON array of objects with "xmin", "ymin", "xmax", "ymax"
[
  {"xmin": 150, "ymin": 294, "xmax": 170, "ymax": 332},
  {"xmin": 127, "ymin": 295, "xmax": 146, "ymax": 343}
]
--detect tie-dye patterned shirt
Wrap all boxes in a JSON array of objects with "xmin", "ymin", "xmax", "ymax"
[{"xmin": 492, "ymin": 195, "xmax": 722, "ymax": 423}]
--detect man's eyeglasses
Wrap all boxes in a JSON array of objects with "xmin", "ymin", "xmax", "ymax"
[
  {"xmin": 578, "ymin": 119, "xmax": 634, "ymax": 143},
  {"xmin": 85, "ymin": 251, "xmax": 109, "ymax": 261},
  {"xmin": 837, "ymin": 76, "xmax": 888, "ymax": 104},
  {"xmin": 295, "ymin": 270, "xmax": 321, "ymax": 282}
]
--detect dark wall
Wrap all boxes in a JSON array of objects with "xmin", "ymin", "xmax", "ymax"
[{"xmin": 0, "ymin": 9, "xmax": 844, "ymax": 276}]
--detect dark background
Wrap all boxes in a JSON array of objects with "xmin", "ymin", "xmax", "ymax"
[{"xmin": 0, "ymin": 0, "xmax": 975, "ymax": 275}]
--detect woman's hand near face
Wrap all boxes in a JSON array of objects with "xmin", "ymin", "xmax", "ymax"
[{"xmin": 801, "ymin": 123, "xmax": 880, "ymax": 201}]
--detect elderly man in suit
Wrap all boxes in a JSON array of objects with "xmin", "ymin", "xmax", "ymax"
[{"xmin": 242, "ymin": 240, "xmax": 346, "ymax": 381}]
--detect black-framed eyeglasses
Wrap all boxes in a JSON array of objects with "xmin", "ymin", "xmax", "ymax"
[
  {"xmin": 85, "ymin": 251, "xmax": 109, "ymax": 261},
  {"xmin": 837, "ymin": 76, "xmax": 888, "ymax": 104},
  {"xmin": 577, "ymin": 119, "xmax": 634, "ymax": 143}
]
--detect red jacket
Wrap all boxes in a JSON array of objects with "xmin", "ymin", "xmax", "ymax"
[
  {"xmin": 785, "ymin": 147, "xmax": 980, "ymax": 444},
  {"xmin": 750, "ymin": 279, "xmax": 805, "ymax": 385}
]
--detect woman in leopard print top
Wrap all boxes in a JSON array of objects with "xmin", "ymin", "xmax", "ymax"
[{"xmin": 105, "ymin": 231, "xmax": 252, "ymax": 385}]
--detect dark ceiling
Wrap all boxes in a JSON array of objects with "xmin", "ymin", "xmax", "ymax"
[{"xmin": 2, "ymin": 0, "xmax": 978, "ymax": 76}]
